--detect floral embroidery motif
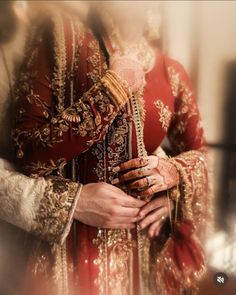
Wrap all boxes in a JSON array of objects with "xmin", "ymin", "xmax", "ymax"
[
  {"xmin": 167, "ymin": 66, "xmax": 181, "ymax": 97},
  {"xmin": 27, "ymin": 158, "xmax": 67, "ymax": 177},
  {"xmin": 154, "ymin": 99, "xmax": 172, "ymax": 131},
  {"xmin": 33, "ymin": 177, "xmax": 80, "ymax": 244},
  {"xmin": 92, "ymin": 108, "xmax": 134, "ymax": 295},
  {"xmin": 91, "ymin": 142, "xmax": 106, "ymax": 182},
  {"xmin": 169, "ymin": 149, "xmax": 209, "ymax": 227},
  {"xmin": 13, "ymin": 75, "xmax": 127, "ymax": 160},
  {"xmin": 87, "ymin": 38, "xmax": 102, "ymax": 83},
  {"xmin": 167, "ymin": 65, "xmax": 204, "ymax": 153}
]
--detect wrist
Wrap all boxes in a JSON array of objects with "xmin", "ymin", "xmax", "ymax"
[{"xmin": 73, "ymin": 184, "xmax": 88, "ymax": 220}]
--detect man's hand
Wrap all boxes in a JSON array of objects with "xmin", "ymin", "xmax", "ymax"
[{"xmin": 73, "ymin": 182, "xmax": 146, "ymax": 229}]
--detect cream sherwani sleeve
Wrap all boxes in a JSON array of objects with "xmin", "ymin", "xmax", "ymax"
[{"xmin": 0, "ymin": 158, "xmax": 82, "ymax": 244}]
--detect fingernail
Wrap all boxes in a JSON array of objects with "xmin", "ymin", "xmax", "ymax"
[
  {"xmin": 112, "ymin": 166, "xmax": 120, "ymax": 173},
  {"xmin": 111, "ymin": 178, "xmax": 119, "ymax": 185}
]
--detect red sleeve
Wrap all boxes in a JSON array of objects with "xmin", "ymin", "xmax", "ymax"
[
  {"xmin": 165, "ymin": 57, "xmax": 209, "ymax": 234},
  {"xmin": 13, "ymin": 23, "xmax": 129, "ymax": 176},
  {"xmin": 167, "ymin": 59, "xmax": 205, "ymax": 154}
]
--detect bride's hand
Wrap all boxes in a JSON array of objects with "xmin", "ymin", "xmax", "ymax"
[
  {"xmin": 112, "ymin": 155, "xmax": 179, "ymax": 199},
  {"xmin": 138, "ymin": 194, "xmax": 174, "ymax": 238}
]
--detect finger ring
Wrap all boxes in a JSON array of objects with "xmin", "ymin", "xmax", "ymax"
[{"xmin": 139, "ymin": 167, "xmax": 146, "ymax": 175}]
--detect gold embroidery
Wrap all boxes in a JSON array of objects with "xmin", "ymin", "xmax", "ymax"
[
  {"xmin": 154, "ymin": 231, "xmax": 206, "ymax": 295},
  {"xmin": 107, "ymin": 229, "xmax": 133, "ymax": 295},
  {"xmin": 167, "ymin": 66, "xmax": 198, "ymax": 118},
  {"xmin": 107, "ymin": 111, "xmax": 133, "ymax": 295},
  {"xmin": 33, "ymin": 177, "xmax": 80, "ymax": 243},
  {"xmin": 93, "ymin": 229, "xmax": 108, "ymax": 295},
  {"xmin": 167, "ymin": 66, "xmax": 181, "ymax": 97},
  {"xmin": 87, "ymin": 37, "xmax": 102, "ymax": 83},
  {"xmin": 51, "ymin": 14, "xmax": 67, "ymax": 113},
  {"xmin": 131, "ymin": 93, "xmax": 151, "ymax": 295},
  {"xmin": 52, "ymin": 243, "xmax": 69, "ymax": 295},
  {"xmin": 169, "ymin": 149, "xmax": 208, "ymax": 226},
  {"xmin": 91, "ymin": 142, "xmax": 106, "ymax": 182},
  {"xmin": 153, "ymin": 149, "xmax": 209, "ymax": 294},
  {"xmin": 27, "ymin": 158, "xmax": 67, "ymax": 177},
  {"xmin": 93, "ymin": 108, "xmax": 134, "ymax": 295},
  {"xmin": 13, "ymin": 74, "xmax": 127, "ymax": 160},
  {"xmin": 167, "ymin": 65, "xmax": 204, "ymax": 153},
  {"xmin": 73, "ymin": 20, "xmax": 85, "ymax": 78},
  {"xmin": 93, "ymin": 229, "xmax": 133, "ymax": 295},
  {"xmin": 154, "ymin": 99, "xmax": 172, "ymax": 131}
]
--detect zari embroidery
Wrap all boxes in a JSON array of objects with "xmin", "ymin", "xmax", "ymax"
[
  {"xmin": 51, "ymin": 14, "xmax": 67, "ymax": 113},
  {"xmin": 27, "ymin": 158, "xmax": 67, "ymax": 177},
  {"xmin": 93, "ymin": 109, "xmax": 134, "ymax": 295},
  {"xmin": 91, "ymin": 142, "xmax": 106, "ymax": 182},
  {"xmin": 154, "ymin": 99, "xmax": 172, "ymax": 131},
  {"xmin": 87, "ymin": 37, "xmax": 102, "ymax": 83},
  {"xmin": 167, "ymin": 66, "xmax": 204, "ymax": 153},
  {"xmin": 52, "ymin": 243, "xmax": 69, "ymax": 295},
  {"xmin": 167, "ymin": 66, "xmax": 198, "ymax": 119},
  {"xmin": 131, "ymin": 94, "xmax": 151, "ymax": 295},
  {"xmin": 167, "ymin": 66, "xmax": 181, "ymax": 97},
  {"xmin": 169, "ymin": 149, "xmax": 208, "ymax": 227},
  {"xmin": 33, "ymin": 177, "xmax": 80, "ymax": 243},
  {"xmin": 107, "ymin": 111, "xmax": 133, "ymax": 295}
]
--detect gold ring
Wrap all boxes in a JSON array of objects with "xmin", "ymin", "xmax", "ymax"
[{"xmin": 139, "ymin": 167, "xmax": 146, "ymax": 175}]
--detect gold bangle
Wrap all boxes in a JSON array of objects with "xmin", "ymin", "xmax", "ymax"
[{"xmin": 101, "ymin": 71, "xmax": 129, "ymax": 107}]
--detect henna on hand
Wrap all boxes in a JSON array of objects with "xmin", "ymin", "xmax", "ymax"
[{"xmin": 112, "ymin": 155, "xmax": 180, "ymax": 199}]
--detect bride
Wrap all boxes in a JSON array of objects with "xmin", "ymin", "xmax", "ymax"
[{"xmin": 1, "ymin": 1, "xmax": 209, "ymax": 295}]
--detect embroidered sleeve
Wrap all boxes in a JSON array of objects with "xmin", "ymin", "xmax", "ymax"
[
  {"xmin": 12, "ymin": 24, "xmax": 130, "ymax": 176},
  {"xmin": 166, "ymin": 60, "xmax": 209, "ymax": 235},
  {"xmin": 0, "ymin": 158, "xmax": 82, "ymax": 244}
]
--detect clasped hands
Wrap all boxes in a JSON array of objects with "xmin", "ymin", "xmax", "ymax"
[{"xmin": 74, "ymin": 155, "xmax": 180, "ymax": 238}]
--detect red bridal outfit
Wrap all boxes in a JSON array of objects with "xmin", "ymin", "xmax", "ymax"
[{"xmin": 12, "ymin": 12, "xmax": 209, "ymax": 295}]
